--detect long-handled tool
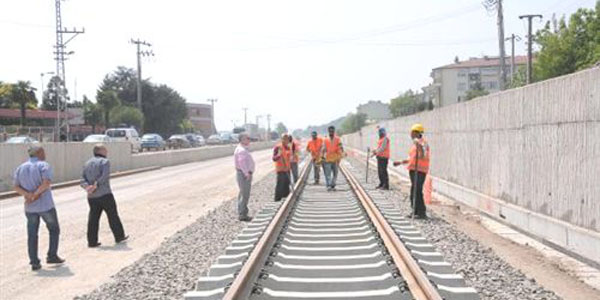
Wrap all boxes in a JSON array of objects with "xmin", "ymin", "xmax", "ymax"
[{"xmin": 366, "ymin": 147, "xmax": 370, "ymax": 183}]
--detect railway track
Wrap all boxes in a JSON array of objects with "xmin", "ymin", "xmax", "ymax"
[{"xmin": 185, "ymin": 161, "xmax": 479, "ymax": 300}]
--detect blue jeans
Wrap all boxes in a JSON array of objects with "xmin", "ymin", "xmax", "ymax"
[
  {"xmin": 25, "ymin": 208, "xmax": 60, "ymax": 265},
  {"xmin": 323, "ymin": 162, "xmax": 339, "ymax": 188}
]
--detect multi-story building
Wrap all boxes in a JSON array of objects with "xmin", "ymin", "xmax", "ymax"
[
  {"xmin": 423, "ymin": 55, "xmax": 527, "ymax": 108},
  {"xmin": 186, "ymin": 103, "xmax": 216, "ymax": 137},
  {"xmin": 356, "ymin": 100, "xmax": 392, "ymax": 123}
]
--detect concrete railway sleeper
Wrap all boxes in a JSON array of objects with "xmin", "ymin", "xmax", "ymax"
[{"xmin": 184, "ymin": 160, "xmax": 479, "ymax": 300}]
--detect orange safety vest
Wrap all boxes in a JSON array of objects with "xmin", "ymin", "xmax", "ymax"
[
  {"xmin": 306, "ymin": 137, "xmax": 323, "ymax": 159},
  {"xmin": 406, "ymin": 137, "xmax": 430, "ymax": 174},
  {"xmin": 291, "ymin": 140, "xmax": 300, "ymax": 163},
  {"xmin": 273, "ymin": 143, "xmax": 291, "ymax": 173},
  {"xmin": 376, "ymin": 136, "xmax": 390, "ymax": 158},
  {"xmin": 324, "ymin": 135, "xmax": 342, "ymax": 163}
]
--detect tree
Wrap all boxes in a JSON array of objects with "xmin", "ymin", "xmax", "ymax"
[
  {"xmin": 339, "ymin": 113, "xmax": 367, "ymax": 135},
  {"xmin": 11, "ymin": 81, "xmax": 38, "ymax": 126},
  {"xmin": 98, "ymin": 67, "xmax": 188, "ymax": 137},
  {"xmin": 179, "ymin": 119, "xmax": 194, "ymax": 133},
  {"xmin": 83, "ymin": 95, "xmax": 103, "ymax": 132},
  {"xmin": 41, "ymin": 76, "xmax": 66, "ymax": 111},
  {"xmin": 0, "ymin": 81, "xmax": 14, "ymax": 108},
  {"xmin": 275, "ymin": 122, "xmax": 288, "ymax": 135},
  {"xmin": 96, "ymin": 90, "xmax": 120, "ymax": 128},
  {"xmin": 534, "ymin": 2, "xmax": 600, "ymax": 81},
  {"xmin": 465, "ymin": 82, "xmax": 490, "ymax": 100},
  {"xmin": 110, "ymin": 106, "xmax": 144, "ymax": 129},
  {"xmin": 390, "ymin": 90, "xmax": 429, "ymax": 117}
]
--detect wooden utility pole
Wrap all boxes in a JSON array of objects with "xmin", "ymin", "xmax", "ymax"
[
  {"xmin": 130, "ymin": 39, "xmax": 153, "ymax": 110},
  {"xmin": 519, "ymin": 14, "xmax": 542, "ymax": 84},
  {"xmin": 505, "ymin": 34, "xmax": 521, "ymax": 82}
]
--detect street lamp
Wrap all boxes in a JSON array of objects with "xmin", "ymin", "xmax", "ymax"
[{"xmin": 40, "ymin": 71, "xmax": 55, "ymax": 102}]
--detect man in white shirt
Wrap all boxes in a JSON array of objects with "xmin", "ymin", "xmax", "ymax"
[{"xmin": 233, "ymin": 133, "xmax": 255, "ymax": 221}]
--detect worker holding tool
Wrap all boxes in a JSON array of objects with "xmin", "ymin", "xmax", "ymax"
[
  {"xmin": 393, "ymin": 123, "xmax": 430, "ymax": 219},
  {"xmin": 371, "ymin": 127, "xmax": 390, "ymax": 190},
  {"xmin": 306, "ymin": 131, "xmax": 324, "ymax": 184},
  {"xmin": 289, "ymin": 135, "xmax": 300, "ymax": 183},
  {"xmin": 273, "ymin": 133, "xmax": 292, "ymax": 201},
  {"xmin": 322, "ymin": 126, "xmax": 343, "ymax": 191}
]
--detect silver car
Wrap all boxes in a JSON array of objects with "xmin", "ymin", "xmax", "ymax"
[
  {"xmin": 83, "ymin": 134, "xmax": 111, "ymax": 143},
  {"xmin": 5, "ymin": 136, "xmax": 39, "ymax": 144}
]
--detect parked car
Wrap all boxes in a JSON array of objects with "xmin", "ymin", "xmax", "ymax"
[
  {"xmin": 184, "ymin": 133, "xmax": 201, "ymax": 147},
  {"xmin": 206, "ymin": 134, "xmax": 222, "ymax": 145},
  {"xmin": 141, "ymin": 134, "xmax": 166, "ymax": 151},
  {"xmin": 82, "ymin": 134, "xmax": 111, "ymax": 143},
  {"xmin": 167, "ymin": 135, "xmax": 191, "ymax": 149},
  {"xmin": 5, "ymin": 136, "xmax": 39, "ymax": 144},
  {"xmin": 195, "ymin": 135, "xmax": 206, "ymax": 146},
  {"xmin": 219, "ymin": 132, "xmax": 237, "ymax": 144},
  {"xmin": 105, "ymin": 128, "xmax": 141, "ymax": 153}
]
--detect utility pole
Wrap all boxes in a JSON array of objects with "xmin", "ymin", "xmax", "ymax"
[
  {"xmin": 40, "ymin": 72, "xmax": 54, "ymax": 101},
  {"xmin": 484, "ymin": 0, "xmax": 507, "ymax": 90},
  {"xmin": 54, "ymin": 0, "xmax": 84, "ymax": 141},
  {"xmin": 519, "ymin": 14, "xmax": 543, "ymax": 84},
  {"xmin": 266, "ymin": 114, "xmax": 271, "ymax": 140},
  {"xmin": 505, "ymin": 34, "xmax": 521, "ymax": 82},
  {"xmin": 207, "ymin": 98, "xmax": 218, "ymax": 134},
  {"xmin": 242, "ymin": 108, "xmax": 248, "ymax": 125},
  {"xmin": 130, "ymin": 39, "xmax": 153, "ymax": 111}
]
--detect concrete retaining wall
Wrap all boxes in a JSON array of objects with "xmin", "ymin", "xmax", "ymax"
[
  {"xmin": 0, "ymin": 142, "xmax": 274, "ymax": 193},
  {"xmin": 342, "ymin": 67, "xmax": 600, "ymax": 264}
]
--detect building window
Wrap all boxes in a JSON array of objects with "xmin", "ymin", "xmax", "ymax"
[
  {"xmin": 458, "ymin": 70, "xmax": 467, "ymax": 77},
  {"xmin": 457, "ymin": 82, "xmax": 467, "ymax": 91},
  {"xmin": 481, "ymin": 67, "xmax": 498, "ymax": 76},
  {"xmin": 468, "ymin": 73, "xmax": 481, "ymax": 81}
]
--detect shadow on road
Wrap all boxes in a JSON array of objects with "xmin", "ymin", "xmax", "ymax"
[
  {"xmin": 96, "ymin": 242, "xmax": 132, "ymax": 252},
  {"xmin": 35, "ymin": 265, "xmax": 74, "ymax": 277}
]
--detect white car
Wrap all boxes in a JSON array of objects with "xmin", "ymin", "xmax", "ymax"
[
  {"xmin": 105, "ymin": 128, "xmax": 142, "ymax": 153},
  {"xmin": 5, "ymin": 136, "xmax": 39, "ymax": 144},
  {"xmin": 83, "ymin": 134, "xmax": 111, "ymax": 143}
]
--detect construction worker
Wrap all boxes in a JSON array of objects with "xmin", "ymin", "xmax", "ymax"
[
  {"xmin": 273, "ymin": 133, "xmax": 292, "ymax": 201},
  {"xmin": 322, "ymin": 126, "xmax": 343, "ymax": 191},
  {"xmin": 306, "ymin": 131, "xmax": 324, "ymax": 184},
  {"xmin": 371, "ymin": 127, "xmax": 390, "ymax": 190},
  {"xmin": 289, "ymin": 135, "xmax": 300, "ymax": 183},
  {"xmin": 394, "ymin": 123, "xmax": 430, "ymax": 219}
]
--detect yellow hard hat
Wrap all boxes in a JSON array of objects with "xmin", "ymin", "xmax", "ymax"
[{"xmin": 411, "ymin": 123, "xmax": 425, "ymax": 133}]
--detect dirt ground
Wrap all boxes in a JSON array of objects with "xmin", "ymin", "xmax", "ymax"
[{"xmin": 0, "ymin": 149, "xmax": 273, "ymax": 300}]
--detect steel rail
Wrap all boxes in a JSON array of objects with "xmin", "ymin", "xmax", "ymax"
[
  {"xmin": 223, "ymin": 159, "xmax": 311, "ymax": 300},
  {"xmin": 340, "ymin": 163, "xmax": 443, "ymax": 300}
]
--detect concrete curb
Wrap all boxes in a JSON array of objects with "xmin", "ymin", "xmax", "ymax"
[{"xmin": 0, "ymin": 166, "xmax": 161, "ymax": 201}]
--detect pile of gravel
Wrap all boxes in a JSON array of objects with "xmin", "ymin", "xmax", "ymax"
[
  {"xmin": 345, "ymin": 159, "xmax": 560, "ymax": 300},
  {"xmin": 75, "ymin": 172, "xmax": 277, "ymax": 300}
]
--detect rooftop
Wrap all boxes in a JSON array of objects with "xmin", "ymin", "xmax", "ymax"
[
  {"xmin": 0, "ymin": 108, "xmax": 72, "ymax": 120},
  {"xmin": 435, "ymin": 55, "xmax": 528, "ymax": 70}
]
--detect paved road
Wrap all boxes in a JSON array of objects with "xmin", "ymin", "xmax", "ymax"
[{"xmin": 0, "ymin": 148, "xmax": 273, "ymax": 300}]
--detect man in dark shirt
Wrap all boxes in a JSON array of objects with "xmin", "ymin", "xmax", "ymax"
[{"xmin": 80, "ymin": 144, "xmax": 128, "ymax": 247}]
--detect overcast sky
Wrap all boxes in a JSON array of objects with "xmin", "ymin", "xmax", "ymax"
[{"xmin": 1, "ymin": 0, "xmax": 596, "ymax": 131}]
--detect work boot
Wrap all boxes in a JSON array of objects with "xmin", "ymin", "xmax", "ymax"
[
  {"xmin": 46, "ymin": 256, "xmax": 65, "ymax": 264},
  {"xmin": 31, "ymin": 264, "xmax": 41, "ymax": 271},
  {"xmin": 239, "ymin": 216, "xmax": 253, "ymax": 222}
]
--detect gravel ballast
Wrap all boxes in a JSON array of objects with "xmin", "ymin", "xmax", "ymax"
[
  {"xmin": 75, "ymin": 172, "xmax": 277, "ymax": 300},
  {"xmin": 345, "ymin": 158, "xmax": 560, "ymax": 300}
]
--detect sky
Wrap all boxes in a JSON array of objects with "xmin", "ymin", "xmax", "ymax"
[{"xmin": 1, "ymin": 0, "xmax": 597, "ymax": 132}]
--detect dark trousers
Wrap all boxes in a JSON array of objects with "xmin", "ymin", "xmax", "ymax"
[
  {"xmin": 275, "ymin": 172, "xmax": 291, "ymax": 201},
  {"xmin": 87, "ymin": 193, "xmax": 125, "ymax": 245},
  {"xmin": 409, "ymin": 170, "xmax": 427, "ymax": 217},
  {"xmin": 25, "ymin": 208, "xmax": 60, "ymax": 265},
  {"xmin": 377, "ymin": 157, "xmax": 389, "ymax": 189}
]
